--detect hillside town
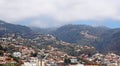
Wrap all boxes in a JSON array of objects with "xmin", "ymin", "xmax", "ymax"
[{"xmin": 0, "ymin": 33, "xmax": 120, "ymax": 66}]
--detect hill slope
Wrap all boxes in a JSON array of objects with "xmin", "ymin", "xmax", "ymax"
[
  {"xmin": 0, "ymin": 20, "xmax": 32, "ymax": 37},
  {"xmin": 49, "ymin": 24, "xmax": 120, "ymax": 55}
]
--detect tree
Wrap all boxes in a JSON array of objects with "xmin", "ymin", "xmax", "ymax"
[
  {"xmin": 64, "ymin": 58, "xmax": 71, "ymax": 66},
  {"xmin": 0, "ymin": 50, "xmax": 4, "ymax": 56}
]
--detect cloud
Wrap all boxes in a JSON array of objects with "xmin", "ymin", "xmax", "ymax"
[{"xmin": 0, "ymin": 0, "xmax": 120, "ymax": 28}]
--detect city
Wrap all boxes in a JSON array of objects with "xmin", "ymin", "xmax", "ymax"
[
  {"xmin": 0, "ymin": 33, "xmax": 120, "ymax": 66},
  {"xmin": 0, "ymin": 0, "xmax": 120, "ymax": 66}
]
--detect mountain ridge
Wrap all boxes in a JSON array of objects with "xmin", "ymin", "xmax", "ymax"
[
  {"xmin": 43, "ymin": 24, "xmax": 120, "ymax": 55},
  {"xmin": 0, "ymin": 20, "xmax": 120, "ymax": 55},
  {"xmin": 0, "ymin": 20, "xmax": 32, "ymax": 38}
]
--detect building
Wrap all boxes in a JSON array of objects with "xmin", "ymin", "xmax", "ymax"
[{"xmin": 13, "ymin": 52, "xmax": 21, "ymax": 58}]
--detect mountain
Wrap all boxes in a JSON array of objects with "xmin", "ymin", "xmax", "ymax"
[
  {"xmin": 6, "ymin": 21, "xmax": 120, "ymax": 55},
  {"xmin": 0, "ymin": 20, "xmax": 32, "ymax": 37},
  {"xmin": 48, "ymin": 24, "xmax": 120, "ymax": 55},
  {"xmin": 51, "ymin": 24, "xmax": 109, "ymax": 43},
  {"xmin": 29, "ymin": 34, "xmax": 97, "ymax": 56}
]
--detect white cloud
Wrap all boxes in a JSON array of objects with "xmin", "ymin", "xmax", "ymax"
[{"xmin": 0, "ymin": 0, "xmax": 120, "ymax": 27}]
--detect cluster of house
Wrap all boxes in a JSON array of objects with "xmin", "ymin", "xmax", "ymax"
[
  {"xmin": 83, "ymin": 53, "xmax": 120, "ymax": 66},
  {"xmin": 0, "ymin": 34, "xmax": 120, "ymax": 66},
  {"xmin": 0, "ymin": 34, "xmax": 36, "ymax": 65},
  {"xmin": 0, "ymin": 34, "xmax": 99, "ymax": 66},
  {"xmin": 0, "ymin": 56, "xmax": 16, "ymax": 64}
]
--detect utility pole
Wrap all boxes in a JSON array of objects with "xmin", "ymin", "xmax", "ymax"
[{"xmin": 38, "ymin": 52, "xmax": 44, "ymax": 66}]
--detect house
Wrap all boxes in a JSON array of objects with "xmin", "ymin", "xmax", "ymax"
[{"xmin": 13, "ymin": 52, "xmax": 21, "ymax": 58}]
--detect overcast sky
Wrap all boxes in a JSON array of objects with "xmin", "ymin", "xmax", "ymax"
[{"xmin": 0, "ymin": 0, "xmax": 120, "ymax": 28}]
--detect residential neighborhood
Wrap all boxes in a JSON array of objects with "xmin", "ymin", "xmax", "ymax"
[{"xmin": 0, "ymin": 33, "xmax": 120, "ymax": 66}]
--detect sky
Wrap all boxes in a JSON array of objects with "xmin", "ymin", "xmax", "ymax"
[{"xmin": 0, "ymin": 0, "xmax": 120, "ymax": 28}]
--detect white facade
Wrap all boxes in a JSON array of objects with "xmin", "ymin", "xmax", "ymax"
[
  {"xmin": 22, "ymin": 62, "xmax": 37, "ymax": 66},
  {"xmin": 13, "ymin": 52, "xmax": 21, "ymax": 57},
  {"xmin": 22, "ymin": 57, "xmax": 46, "ymax": 66},
  {"xmin": 77, "ymin": 64, "xmax": 84, "ymax": 66}
]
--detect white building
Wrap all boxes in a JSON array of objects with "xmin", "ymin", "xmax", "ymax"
[
  {"xmin": 13, "ymin": 52, "xmax": 21, "ymax": 57},
  {"xmin": 22, "ymin": 57, "xmax": 46, "ymax": 66},
  {"xmin": 77, "ymin": 64, "xmax": 84, "ymax": 66},
  {"xmin": 22, "ymin": 62, "xmax": 37, "ymax": 66}
]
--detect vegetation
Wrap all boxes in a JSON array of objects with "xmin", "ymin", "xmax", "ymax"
[
  {"xmin": 50, "ymin": 24, "xmax": 120, "ymax": 55},
  {"xmin": 0, "ymin": 20, "xmax": 32, "ymax": 38},
  {"xmin": 1, "ymin": 19, "xmax": 120, "ymax": 55}
]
